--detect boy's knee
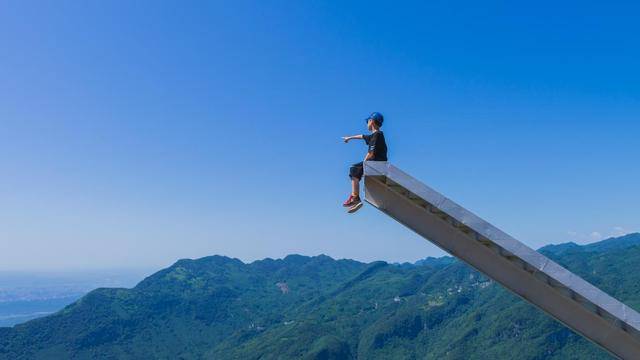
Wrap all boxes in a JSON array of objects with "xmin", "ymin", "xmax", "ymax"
[{"xmin": 349, "ymin": 163, "xmax": 364, "ymax": 180}]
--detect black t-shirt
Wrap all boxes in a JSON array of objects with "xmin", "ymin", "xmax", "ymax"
[{"xmin": 363, "ymin": 131, "xmax": 388, "ymax": 161}]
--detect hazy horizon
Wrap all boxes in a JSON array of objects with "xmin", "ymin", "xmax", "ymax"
[{"xmin": 3, "ymin": 232, "xmax": 638, "ymax": 272}]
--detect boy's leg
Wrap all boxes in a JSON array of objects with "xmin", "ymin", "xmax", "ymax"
[
  {"xmin": 349, "ymin": 162, "xmax": 364, "ymax": 197},
  {"xmin": 344, "ymin": 162, "xmax": 364, "ymax": 207},
  {"xmin": 348, "ymin": 162, "xmax": 364, "ymax": 213},
  {"xmin": 351, "ymin": 177, "xmax": 360, "ymax": 197}
]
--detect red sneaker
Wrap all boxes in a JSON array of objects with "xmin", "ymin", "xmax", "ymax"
[
  {"xmin": 348, "ymin": 201, "xmax": 363, "ymax": 213},
  {"xmin": 342, "ymin": 194, "xmax": 361, "ymax": 207}
]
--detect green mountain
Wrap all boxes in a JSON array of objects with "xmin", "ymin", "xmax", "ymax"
[{"xmin": 2, "ymin": 235, "xmax": 640, "ymax": 359}]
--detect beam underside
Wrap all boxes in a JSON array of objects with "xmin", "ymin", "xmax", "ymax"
[{"xmin": 364, "ymin": 163, "xmax": 640, "ymax": 360}]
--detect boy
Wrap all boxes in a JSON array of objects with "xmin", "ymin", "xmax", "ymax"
[{"xmin": 341, "ymin": 112, "xmax": 388, "ymax": 213}]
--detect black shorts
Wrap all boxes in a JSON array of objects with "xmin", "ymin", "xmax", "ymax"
[{"xmin": 349, "ymin": 162, "xmax": 364, "ymax": 180}]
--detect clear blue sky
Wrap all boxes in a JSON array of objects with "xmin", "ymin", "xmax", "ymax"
[{"xmin": 1, "ymin": 1, "xmax": 639, "ymax": 270}]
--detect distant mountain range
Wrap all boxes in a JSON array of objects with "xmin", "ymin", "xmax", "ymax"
[
  {"xmin": 2, "ymin": 233, "xmax": 640, "ymax": 359},
  {"xmin": 0, "ymin": 270, "xmax": 150, "ymax": 328}
]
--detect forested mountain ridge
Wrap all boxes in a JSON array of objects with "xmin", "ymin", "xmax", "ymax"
[{"xmin": 2, "ymin": 234, "xmax": 640, "ymax": 359}]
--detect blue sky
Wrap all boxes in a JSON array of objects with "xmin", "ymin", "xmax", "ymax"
[{"xmin": 1, "ymin": 1, "xmax": 639, "ymax": 270}]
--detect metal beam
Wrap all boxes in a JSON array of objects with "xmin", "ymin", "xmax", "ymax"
[{"xmin": 363, "ymin": 161, "xmax": 640, "ymax": 359}]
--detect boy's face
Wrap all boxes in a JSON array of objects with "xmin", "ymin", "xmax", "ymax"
[{"xmin": 367, "ymin": 119, "xmax": 374, "ymax": 131}]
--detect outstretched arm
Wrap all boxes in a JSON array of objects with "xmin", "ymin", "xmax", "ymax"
[{"xmin": 342, "ymin": 134, "xmax": 364, "ymax": 143}]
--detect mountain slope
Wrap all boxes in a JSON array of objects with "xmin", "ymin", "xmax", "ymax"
[
  {"xmin": 539, "ymin": 232, "xmax": 640, "ymax": 256},
  {"xmin": 2, "ymin": 234, "xmax": 640, "ymax": 359}
]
